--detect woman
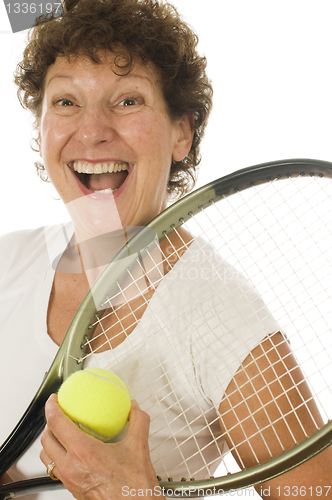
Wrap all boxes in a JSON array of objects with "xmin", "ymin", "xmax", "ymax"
[
  {"xmin": 0, "ymin": 0, "xmax": 207, "ymax": 496},
  {"xmin": 0, "ymin": 0, "xmax": 331, "ymax": 499}
]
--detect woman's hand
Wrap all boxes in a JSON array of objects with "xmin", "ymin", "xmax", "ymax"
[{"xmin": 40, "ymin": 395, "xmax": 163, "ymax": 499}]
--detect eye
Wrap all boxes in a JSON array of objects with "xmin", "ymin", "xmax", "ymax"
[
  {"xmin": 55, "ymin": 98, "xmax": 75, "ymax": 107},
  {"xmin": 118, "ymin": 97, "xmax": 143, "ymax": 107}
]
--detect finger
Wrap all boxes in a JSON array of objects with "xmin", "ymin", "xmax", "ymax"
[
  {"xmin": 44, "ymin": 393, "xmax": 95, "ymax": 453},
  {"xmin": 126, "ymin": 400, "xmax": 151, "ymax": 444},
  {"xmin": 40, "ymin": 446, "xmax": 50, "ymax": 467},
  {"xmin": 39, "ymin": 445, "xmax": 61, "ymax": 482},
  {"xmin": 40, "ymin": 449, "xmax": 60, "ymax": 481},
  {"xmin": 40, "ymin": 422, "xmax": 66, "ymax": 463}
]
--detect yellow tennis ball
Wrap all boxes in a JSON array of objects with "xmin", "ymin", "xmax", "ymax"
[{"xmin": 58, "ymin": 368, "xmax": 131, "ymax": 442}]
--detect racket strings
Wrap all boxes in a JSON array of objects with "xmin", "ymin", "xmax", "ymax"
[
  {"xmin": 86, "ymin": 265, "xmax": 164, "ymax": 351},
  {"xmin": 200, "ymin": 177, "xmax": 332, "ymax": 472},
  {"xmin": 82, "ymin": 233, "xmax": 195, "ymax": 355},
  {"xmin": 218, "ymin": 181, "xmax": 330, "ymax": 377},
  {"xmin": 257, "ymin": 338, "xmax": 319, "ymax": 432},
  {"xmin": 79, "ymin": 174, "xmax": 332, "ymax": 481},
  {"xmin": 220, "ymin": 339, "xmax": 320, "ymax": 465}
]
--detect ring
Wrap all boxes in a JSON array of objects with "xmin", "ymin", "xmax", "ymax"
[{"xmin": 46, "ymin": 460, "xmax": 58, "ymax": 480}]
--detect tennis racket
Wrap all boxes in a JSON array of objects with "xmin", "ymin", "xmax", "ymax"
[{"xmin": 1, "ymin": 158, "xmax": 332, "ymax": 498}]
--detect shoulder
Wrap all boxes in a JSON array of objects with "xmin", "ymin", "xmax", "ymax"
[
  {"xmin": 0, "ymin": 227, "xmax": 47, "ymax": 263},
  {"xmin": 0, "ymin": 226, "xmax": 47, "ymax": 247},
  {"xmin": 0, "ymin": 223, "xmax": 73, "ymax": 287}
]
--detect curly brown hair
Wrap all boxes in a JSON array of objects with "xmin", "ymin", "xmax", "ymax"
[{"xmin": 15, "ymin": 0, "xmax": 213, "ymax": 199}]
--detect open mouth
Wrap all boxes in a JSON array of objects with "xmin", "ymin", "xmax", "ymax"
[{"xmin": 71, "ymin": 160, "xmax": 129, "ymax": 194}]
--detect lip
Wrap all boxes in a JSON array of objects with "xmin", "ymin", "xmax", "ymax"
[{"xmin": 68, "ymin": 160, "xmax": 132, "ymax": 200}]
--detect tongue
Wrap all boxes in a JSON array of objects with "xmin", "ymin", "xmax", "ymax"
[{"xmin": 87, "ymin": 172, "xmax": 128, "ymax": 191}]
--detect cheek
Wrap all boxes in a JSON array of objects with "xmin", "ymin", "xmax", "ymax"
[
  {"xmin": 122, "ymin": 114, "xmax": 175, "ymax": 159},
  {"xmin": 40, "ymin": 116, "xmax": 70, "ymax": 163}
]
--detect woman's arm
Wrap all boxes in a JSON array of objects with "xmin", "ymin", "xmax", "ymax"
[
  {"xmin": 219, "ymin": 331, "xmax": 332, "ymax": 499},
  {"xmin": 40, "ymin": 396, "xmax": 164, "ymax": 500},
  {"xmin": 0, "ymin": 473, "xmax": 12, "ymax": 486}
]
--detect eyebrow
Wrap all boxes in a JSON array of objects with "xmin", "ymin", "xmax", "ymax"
[
  {"xmin": 45, "ymin": 72, "xmax": 153, "ymax": 88},
  {"xmin": 46, "ymin": 74, "xmax": 74, "ymax": 86}
]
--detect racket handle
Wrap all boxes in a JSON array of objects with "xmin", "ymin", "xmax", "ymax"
[{"xmin": 0, "ymin": 398, "xmax": 46, "ymax": 476}]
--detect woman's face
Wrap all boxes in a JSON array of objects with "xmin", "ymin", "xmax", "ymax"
[{"xmin": 39, "ymin": 53, "xmax": 193, "ymax": 238}]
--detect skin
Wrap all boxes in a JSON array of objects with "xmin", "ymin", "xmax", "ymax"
[{"xmin": 0, "ymin": 473, "xmax": 12, "ymax": 486}]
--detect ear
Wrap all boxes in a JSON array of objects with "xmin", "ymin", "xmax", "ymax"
[
  {"xmin": 172, "ymin": 114, "xmax": 195, "ymax": 162},
  {"xmin": 38, "ymin": 130, "xmax": 42, "ymax": 158}
]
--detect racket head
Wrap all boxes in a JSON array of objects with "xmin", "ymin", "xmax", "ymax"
[{"xmin": 60, "ymin": 158, "xmax": 332, "ymax": 495}]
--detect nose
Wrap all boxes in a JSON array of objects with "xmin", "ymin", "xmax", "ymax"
[{"xmin": 75, "ymin": 106, "xmax": 116, "ymax": 148}]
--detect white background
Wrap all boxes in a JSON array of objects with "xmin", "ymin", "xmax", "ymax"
[{"xmin": 2, "ymin": 0, "xmax": 332, "ymax": 235}]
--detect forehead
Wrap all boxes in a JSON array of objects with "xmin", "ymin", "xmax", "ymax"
[{"xmin": 44, "ymin": 51, "xmax": 160, "ymax": 90}]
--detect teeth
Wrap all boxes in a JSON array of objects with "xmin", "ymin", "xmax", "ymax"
[
  {"xmin": 73, "ymin": 161, "xmax": 128, "ymax": 174},
  {"xmin": 93, "ymin": 188, "xmax": 118, "ymax": 194}
]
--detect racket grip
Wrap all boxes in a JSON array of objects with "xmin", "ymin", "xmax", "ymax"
[{"xmin": 0, "ymin": 398, "xmax": 46, "ymax": 476}]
